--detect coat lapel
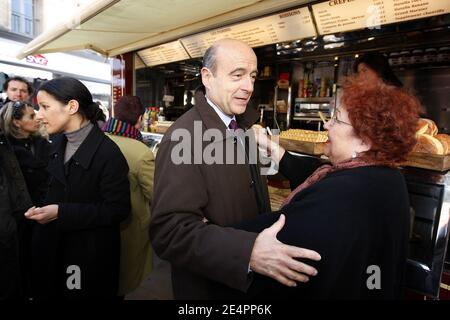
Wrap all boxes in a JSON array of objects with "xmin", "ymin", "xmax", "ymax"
[
  {"xmin": 47, "ymin": 126, "xmax": 104, "ymax": 185},
  {"xmin": 47, "ymin": 134, "xmax": 67, "ymax": 186},
  {"xmin": 71, "ymin": 125, "xmax": 104, "ymax": 170}
]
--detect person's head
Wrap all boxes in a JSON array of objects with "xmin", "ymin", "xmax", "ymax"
[
  {"xmin": 323, "ymin": 74, "xmax": 421, "ymax": 165},
  {"xmin": 354, "ymin": 53, "xmax": 403, "ymax": 87},
  {"xmin": 201, "ymin": 39, "xmax": 258, "ymax": 116},
  {"xmin": 0, "ymin": 101, "xmax": 40, "ymax": 138},
  {"xmin": 36, "ymin": 77, "xmax": 105, "ymax": 134},
  {"xmin": 3, "ymin": 76, "xmax": 33, "ymax": 102},
  {"xmin": 114, "ymin": 96, "xmax": 145, "ymax": 128}
]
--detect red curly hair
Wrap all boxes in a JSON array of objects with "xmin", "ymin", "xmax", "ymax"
[{"xmin": 341, "ymin": 74, "xmax": 422, "ymax": 164}]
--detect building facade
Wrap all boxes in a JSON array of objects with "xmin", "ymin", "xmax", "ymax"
[{"xmin": 0, "ymin": 0, "xmax": 111, "ymax": 107}]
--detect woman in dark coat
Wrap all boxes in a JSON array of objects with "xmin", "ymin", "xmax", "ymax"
[
  {"xmin": 0, "ymin": 101, "xmax": 50, "ymax": 206},
  {"xmin": 0, "ymin": 130, "xmax": 33, "ymax": 299},
  {"xmin": 0, "ymin": 101, "xmax": 50, "ymax": 298},
  {"xmin": 25, "ymin": 77, "xmax": 130, "ymax": 299},
  {"xmin": 241, "ymin": 75, "xmax": 422, "ymax": 299}
]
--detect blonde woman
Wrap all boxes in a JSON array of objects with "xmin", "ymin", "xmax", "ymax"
[
  {"xmin": 0, "ymin": 101, "xmax": 50, "ymax": 206},
  {"xmin": 0, "ymin": 101, "xmax": 50, "ymax": 298}
]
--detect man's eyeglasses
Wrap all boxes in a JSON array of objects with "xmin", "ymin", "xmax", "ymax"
[{"xmin": 329, "ymin": 112, "xmax": 352, "ymax": 126}]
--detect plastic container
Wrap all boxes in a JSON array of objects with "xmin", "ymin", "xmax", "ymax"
[
  {"xmin": 389, "ymin": 52, "xmax": 401, "ymax": 65},
  {"xmin": 399, "ymin": 50, "xmax": 411, "ymax": 65},
  {"xmin": 298, "ymin": 79, "xmax": 304, "ymax": 98},
  {"xmin": 437, "ymin": 47, "xmax": 450, "ymax": 62},
  {"xmin": 410, "ymin": 49, "xmax": 424, "ymax": 64},
  {"xmin": 157, "ymin": 107, "xmax": 166, "ymax": 122},
  {"xmin": 424, "ymin": 48, "xmax": 437, "ymax": 63},
  {"xmin": 320, "ymin": 78, "xmax": 327, "ymax": 98}
]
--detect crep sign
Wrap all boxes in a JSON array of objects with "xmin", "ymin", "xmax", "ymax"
[{"xmin": 26, "ymin": 54, "xmax": 48, "ymax": 66}]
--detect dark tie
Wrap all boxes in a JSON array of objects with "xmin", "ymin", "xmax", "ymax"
[{"xmin": 228, "ymin": 119, "xmax": 238, "ymax": 131}]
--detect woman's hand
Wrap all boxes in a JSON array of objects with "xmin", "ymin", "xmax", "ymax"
[
  {"xmin": 253, "ymin": 125, "xmax": 286, "ymax": 164},
  {"xmin": 24, "ymin": 205, "xmax": 59, "ymax": 224}
]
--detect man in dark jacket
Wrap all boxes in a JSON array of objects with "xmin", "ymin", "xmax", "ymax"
[
  {"xmin": 150, "ymin": 39, "xmax": 321, "ymax": 299},
  {"xmin": 2, "ymin": 77, "xmax": 33, "ymax": 104},
  {"xmin": 0, "ymin": 130, "xmax": 33, "ymax": 299}
]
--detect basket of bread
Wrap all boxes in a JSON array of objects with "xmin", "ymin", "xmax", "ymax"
[
  {"xmin": 404, "ymin": 118, "xmax": 450, "ymax": 171},
  {"xmin": 279, "ymin": 129, "xmax": 328, "ymax": 155}
]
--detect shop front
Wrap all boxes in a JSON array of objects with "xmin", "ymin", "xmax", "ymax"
[{"xmin": 17, "ymin": 0, "xmax": 450, "ymax": 299}]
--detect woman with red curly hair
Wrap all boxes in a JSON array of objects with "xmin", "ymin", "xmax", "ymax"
[{"xmin": 230, "ymin": 75, "xmax": 422, "ymax": 299}]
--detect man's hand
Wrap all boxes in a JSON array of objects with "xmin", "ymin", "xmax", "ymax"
[
  {"xmin": 249, "ymin": 214, "xmax": 321, "ymax": 287},
  {"xmin": 24, "ymin": 205, "xmax": 59, "ymax": 224},
  {"xmin": 252, "ymin": 126, "xmax": 285, "ymax": 164}
]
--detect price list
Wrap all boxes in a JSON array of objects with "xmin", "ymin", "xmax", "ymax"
[
  {"xmin": 137, "ymin": 41, "xmax": 190, "ymax": 67},
  {"xmin": 181, "ymin": 7, "xmax": 316, "ymax": 58},
  {"xmin": 312, "ymin": 0, "xmax": 449, "ymax": 35}
]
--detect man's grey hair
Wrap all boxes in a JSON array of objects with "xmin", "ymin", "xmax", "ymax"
[{"xmin": 202, "ymin": 44, "xmax": 218, "ymax": 74}]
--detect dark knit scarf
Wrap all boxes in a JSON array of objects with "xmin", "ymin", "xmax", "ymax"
[{"xmin": 102, "ymin": 117, "xmax": 143, "ymax": 141}]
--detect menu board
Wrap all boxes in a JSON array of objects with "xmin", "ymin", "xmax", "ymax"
[
  {"xmin": 137, "ymin": 41, "xmax": 190, "ymax": 67},
  {"xmin": 181, "ymin": 7, "xmax": 316, "ymax": 58},
  {"xmin": 313, "ymin": 0, "xmax": 450, "ymax": 35}
]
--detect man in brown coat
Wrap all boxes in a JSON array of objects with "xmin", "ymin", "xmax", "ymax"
[{"xmin": 150, "ymin": 39, "xmax": 321, "ymax": 299}]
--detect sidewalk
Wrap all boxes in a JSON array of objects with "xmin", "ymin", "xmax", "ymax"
[{"xmin": 125, "ymin": 255, "xmax": 174, "ymax": 300}]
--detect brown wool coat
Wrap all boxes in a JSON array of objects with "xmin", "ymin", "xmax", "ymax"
[{"xmin": 150, "ymin": 91, "xmax": 270, "ymax": 299}]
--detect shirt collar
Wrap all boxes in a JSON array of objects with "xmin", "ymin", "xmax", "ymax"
[{"xmin": 205, "ymin": 96, "xmax": 236, "ymax": 129}]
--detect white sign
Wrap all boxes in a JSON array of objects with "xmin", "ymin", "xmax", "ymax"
[
  {"xmin": 312, "ymin": 0, "xmax": 450, "ymax": 35},
  {"xmin": 26, "ymin": 54, "xmax": 48, "ymax": 66},
  {"xmin": 138, "ymin": 41, "xmax": 190, "ymax": 67},
  {"xmin": 181, "ymin": 7, "xmax": 316, "ymax": 58}
]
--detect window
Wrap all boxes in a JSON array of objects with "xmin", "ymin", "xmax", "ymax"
[{"xmin": 11, "ymin": 0, "xmax": 35, "ymax": 37}]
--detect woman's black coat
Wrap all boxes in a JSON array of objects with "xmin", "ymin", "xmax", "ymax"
[
  {"xmin": 0, "ymin": 132, "xmax": 33, "ymax": 299},
  {"xmin": 238, "ymin": 153, "xmax": 410, "ymax": 299},
  {"xmin": 7, "ymin": 135, "xmax": 50, "ymax": 298},
  {"xmin": 8, "ymin": 136, "xmax": 50, "ymax": 206},
  {"xmin": 31, "ymin": 125, "xmax": 131, "ymax": 299}
]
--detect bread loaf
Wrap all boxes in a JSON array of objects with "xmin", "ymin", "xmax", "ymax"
[
  {"xmin": 413, "ymin": 134, "xmax": 444, "ymax": 155},
  {"xmin": 416, "ymin": 118, "xmax": 438, "ymax": 136},
  {"xmin": 435, "ymin": 134, "xmax": 450, "ymax": 154}
]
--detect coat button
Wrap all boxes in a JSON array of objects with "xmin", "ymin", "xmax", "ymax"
[{"xmin": 250, "ymin": 180, "xmax": 255, "ymax": 188}]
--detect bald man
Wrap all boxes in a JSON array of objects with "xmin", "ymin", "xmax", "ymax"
[{"xmin": 150, "ymin": 39, "xmax": 320, "ymax": 299}]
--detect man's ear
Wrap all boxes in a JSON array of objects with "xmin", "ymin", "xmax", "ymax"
[
  {"xmin": 201, "ymin": 67, "xmax": 212, "ymax": 90},
  {"xmin": 67, "ymin": 100, "xmax": 79, "ymax": 115}
]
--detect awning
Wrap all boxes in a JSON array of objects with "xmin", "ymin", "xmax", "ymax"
[{"xmin": 17, "ymin": 0, "xmax": 311, "ymax": 59}]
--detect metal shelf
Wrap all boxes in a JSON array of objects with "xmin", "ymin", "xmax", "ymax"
[
  {"xmin": 141, "ymin": 132, "xmax": 164, "ymax": 138},
  {"xmin": 293, "ymin": 116, "xmax": 328, "ymax": 122},
  {"xmin": 295, "ymin": 97, "xmax": 334, "ymax": 103}
]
